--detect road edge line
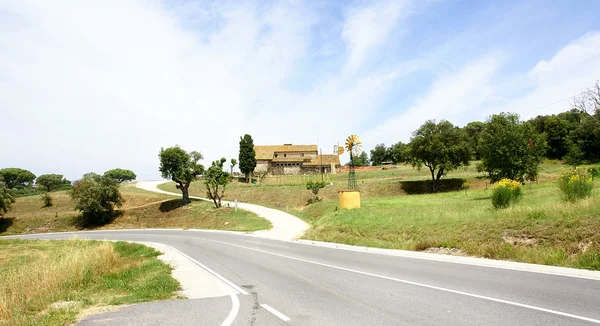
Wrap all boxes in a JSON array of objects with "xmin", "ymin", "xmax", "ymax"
[{"xmin": 261, "ymin": 304, "xmax": 291, "ymax": 322}]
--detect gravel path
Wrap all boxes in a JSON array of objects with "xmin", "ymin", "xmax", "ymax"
[{"xmin": 135, "ymin": 180, "xmax": 310, "ymax": 240}]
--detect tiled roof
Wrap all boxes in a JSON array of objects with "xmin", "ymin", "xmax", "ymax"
[
  {"xmin": 254, "ymin": 145, "xmax": 318, "ymax": 160},
  {"xmin": 302, "ymin": 154, "xmax": 341, "ymax": 166},
  {"xmin": 272, "ymin": 157, "xmax": 307, "ymax": 163}
]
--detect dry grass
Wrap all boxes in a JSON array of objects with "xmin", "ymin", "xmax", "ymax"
[
  {"xmin": 0, "ymin": 185, "xmax": 270, "ymax": 235},
  {"xmin": 0, "ymin": 239, "xmax": 179, "ymax": 325}
]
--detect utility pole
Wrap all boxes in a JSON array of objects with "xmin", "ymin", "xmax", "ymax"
[{"xmin": 320, "ymin": 148, "xmax": 324, "ymax": 181}]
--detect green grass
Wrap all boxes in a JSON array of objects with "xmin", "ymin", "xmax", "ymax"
[
  {"xmin": 0, "ymin": 239, "xmax": 180, "ymax": 325},
  {"xmin": 302, "ymin": 182, "xmax": 600, "ymax": 270},
  {"xmin": 161, "ymin": 161, "xmax": 600, "ymax": 270},
  {"xmin": 0, "ymin": 185, "xmax": 271, "ymax": 235}
]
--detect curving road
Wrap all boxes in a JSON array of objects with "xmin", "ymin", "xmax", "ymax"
[{"xmin": 13, "ymin": 229, "xmax": 600, "ymax": 326}]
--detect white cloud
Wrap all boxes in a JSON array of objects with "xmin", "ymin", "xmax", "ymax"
[
  {"xmin": 363, "ymin": 55, "xmax": 501, "ymax": 147},
  {"xmin": 363, "ymin": 31, "xmax": 600, "ymax": 148},
  {"xmin": 341, "ymin": 0, "xmax": 410, "ymax": 72},
  {"xmin": 0, "ymin": 0, "xmax": 409, "ymax": 180}
]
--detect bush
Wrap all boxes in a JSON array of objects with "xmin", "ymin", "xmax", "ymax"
[
  {"xmin": 41, "ymin": 193, "xmax": 53, "ymax": 207},
  {"xmin": 0, "ymin": 183, "xmax": 16, "ymax": 216},
  {"xmin": 306, "ymin": 181, "xmax": 328, "ymax": 204},
  {"xmin": 588, "ymin": 167, "xmax": 600, "ymax": 181},
  {"xmin": 557, "ymin": 169, "xmax": 593, "ymax": 202},
  {"xmin": 71, "ymin": 175, "xmax": 123, "ymax": 226},
  {"xmin": 492, "ymin": 179, "xmax": 523, "ymax": 209}
]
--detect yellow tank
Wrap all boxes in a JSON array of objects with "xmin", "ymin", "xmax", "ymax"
[{"xmin": 339, "ymin": 190, "xmax": 361, "ymax": 209}]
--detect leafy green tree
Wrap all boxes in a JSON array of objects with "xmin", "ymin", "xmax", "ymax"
[
  {"xmin": 464, "ymin": 121, "xmax": 486, "ymax": 160},
  {"xmin": 306, "ymin": 181, "xmax": 327, "ymax": 204},
  {"xmin": 479, "ymin": 113, "xmax": 546, "ymax": 183},
  {"xmin": 0, "ymin": 181, "xmax": 16, "ymax": 216},
  {"xmin": 230, "ymin": 158, "xmax": 237, "ymax": 175},
  {"xmin": 204, "ymin": 158, "xmax": 232, "ymax": 208},
  {"xmin": 103, "ymin": 169, "xmax": 137, "ymax": 183},
  {"xmin": 352, "ymin": 151, "xmax": 369, "ymax": 166},
  {"xmin": 564, "ymin": 140, "xmax": 585, "ymax": 167},
  {"xmin": 159, "ymin": 146, "xmax": 204, "ymax": 205},
  {"xmin": 239, "ymin": 134, "xmax": 257, "ymax": 182},
  {"xmin": 409, "ymin": 120, "xmax": 471, "ymax": 192},
  {"xmin": 542, "ymin": 116, "xmax": 570, "ymax": 159},
  {"xmin": 370, "ymin": 144, "xmax": 389, "ymax": 166},
  {"xmin": 569, "ymin": 115, "xmax": 600, "ymax": 162},
  {"xmin": 388, "ymin": 142, "xmax": 409, "ymax": 164},
  {"xmin": 70, "ymin": 174, "xmax": 123, "ymax": 225},
  {"xmin": 0, "ymin": 168, "xmax": 36, "ymax": 189},
  {"xmin": 83, "ymin": 172, "xmax": 101, "ymax": 179},
  {"xmin": 36, "ymin": 174, "xmax": 71, "ymax": 192}
]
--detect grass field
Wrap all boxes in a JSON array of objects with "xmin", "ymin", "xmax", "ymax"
[
  {"xmin": 301, "ymin": 182, "xmax": 600, "ymax": 269},
  {"xmin": 0, "ymin": 239, "xmax": 180, "ymax": 325},
  {"xmin": 0, "ymin": 184, "xmax": 270, "ymax": 235},
  {"xmin": 159, "ymin": 161, "xmax": 600, "ymax": 269}
]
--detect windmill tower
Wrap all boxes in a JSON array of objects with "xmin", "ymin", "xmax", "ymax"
[
  {"xmin": 339, "ymin": 134, "xmax": 362, "ymax": 209},
  {"xmin": 345, "ymin": 134, "xmax": 362, "ymax": 190}
]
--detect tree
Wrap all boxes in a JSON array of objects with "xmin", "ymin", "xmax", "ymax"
[
  {"xmin": 409, "ymin": 120, "xmax": 471, "ymax": 192},
  {"xmin": 230, "ymin": 159, "xmax": 237, "ymax": 175},
  {"xmin": 70, "ymin": 174, "xmax": 123, "ymax": 225},
  {"xmin": 159, "ymin": 146, "xmax": 204, "ymax": 205},
  {"xmin": 388, "ymin": 142, "xmax": 409, "ymax": 164},
  {"xmin": 370, "ymin": 144, "xmax": 389, "ymax": 166},
  {"xmin": 542, "ymin": 116, "xmax": 570, "ymax": 159},
  {"xmin": 352, "ymin": 151, "xmax": 369, "ymax": 166},
  {"xmin": 464, "ymin": 121, "xmax": 486, "ymax": 160},
  {"xmin": 0, "ymin": 181, "xmax": 16, "ymax": 216},
  {"xmin": 0, "ymin": 168, "xmax": 36, "ymax": 189},
  {"xmin": 306, "ymin": 181, "xmax": 327, "ymax": 204},
  {"xmin": 36, "ymin": 174, "xmax": 71, "ymax": 192},
  {"xmin": 572, "ymin": 80, "xmax": 600, "ymax": 120},
  {"xmin": 83, "ymin": 172, "xmax": 101, "ymax": 179},
  {"xmin": 346, "ymin": 152, "xmax": 369, "ymax": 166},
  {"xmin": 103, "ymin": 169, "xmax": 137, "ymax": 183},
  {"xmin": 239, "ymin": 134, "xmax": 257, "ymax": 182},
  {"xmin": 479, "ymin": 113, "xmax": 546, "ymax": 183},
  {"xmin": 204, "ymin": 158, "xmax": 232, "ymax": 208}
]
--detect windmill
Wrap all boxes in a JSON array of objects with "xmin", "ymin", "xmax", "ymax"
[{"xmin": 345, "ymin": 134, "xmax": 362, "ymax": 190}]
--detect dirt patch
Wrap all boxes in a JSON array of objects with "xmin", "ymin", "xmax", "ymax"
[
  {"xmin": 502, "ymin": 234, "xmax": 538, "ymax": 247},
  {"xmin": 423, "ymin": 247, "xmax": 470, "ymax": 257}
]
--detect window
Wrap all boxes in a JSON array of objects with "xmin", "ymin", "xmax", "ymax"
[
  {"xmin": 301, "ymin": 153, "xmax": 304, "ymax": 157},
  {"xmin": 275, "ymin": 154, "xmax": 278, "ymax": 158},
  {"xmin": 284, "ymin": 154, "xmax": 287, "ymax": 157}
]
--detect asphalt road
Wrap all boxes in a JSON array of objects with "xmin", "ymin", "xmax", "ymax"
[{"xmin": 15, "ymin": 230, "xmax": 600, "ymax": 326}]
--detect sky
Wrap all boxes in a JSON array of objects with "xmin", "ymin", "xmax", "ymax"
[{"xmin": 1, "ymin": 0, "xmax": 600, "ymax": 181}]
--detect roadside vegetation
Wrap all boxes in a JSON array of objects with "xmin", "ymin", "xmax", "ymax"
[
  {"xmin": 0, "ymin": 184, "xmax": 269, "ymax": 235},
  {"xmin": 0, "ymin": 239, "xmax": 180, "ymax": 325}
]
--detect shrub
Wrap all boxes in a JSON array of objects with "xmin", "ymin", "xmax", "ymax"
[
  {"xmin": 557, "ymin": 169, "xmax": 593, "ymax": 202},
  {"xmin": 306, "ymin": 181, "xmax": 328, "ymax": 204},
  {"xmin": 71, "ymin": 175, "xmax": 123, "ymax": 225},
  {"xmin": 588, "ymin": 167, "xmax": 600, "ymax": 181},
  {"xmin": 41, "ymin": 193, "xmax": 53, "ymax": 207},
  {"xmin": 0, "ymin": 183, "xmax": 16, "ymax": 215},
  {"xmin": 491, "ymin": 179, "xmax": 523, "ymax": 209}
]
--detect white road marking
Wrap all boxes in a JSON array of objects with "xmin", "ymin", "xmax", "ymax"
[
  {"xmin": 168, "ymin": 246, "xmax": 249, "ymax": 295},
  {"xmin": 207, "ymin": 239, "xmax": 600, "ymax": 325},
  {"xmin": 261, "ymin": 304, "xmax": 291, "ymax": 321},
  {"xmin": 221, "ymin": 293, "xmax": 240, "ymax": 326},
  {"xmin": 13, "ymin": 229, "xmax": 600, "ymax": 281},
  {"xmin": 12, "ymin": 231, "xmax": 600, "ymax": 324}
]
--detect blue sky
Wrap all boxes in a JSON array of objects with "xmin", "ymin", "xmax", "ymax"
[{"xmin": 1, "ymin": 0, "xmax": 600, "ymax": 180}]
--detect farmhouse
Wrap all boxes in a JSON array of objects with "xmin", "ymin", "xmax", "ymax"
[{"xmin": 254, "ymin": 144, "xmax": 341, "ymax": 175}]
